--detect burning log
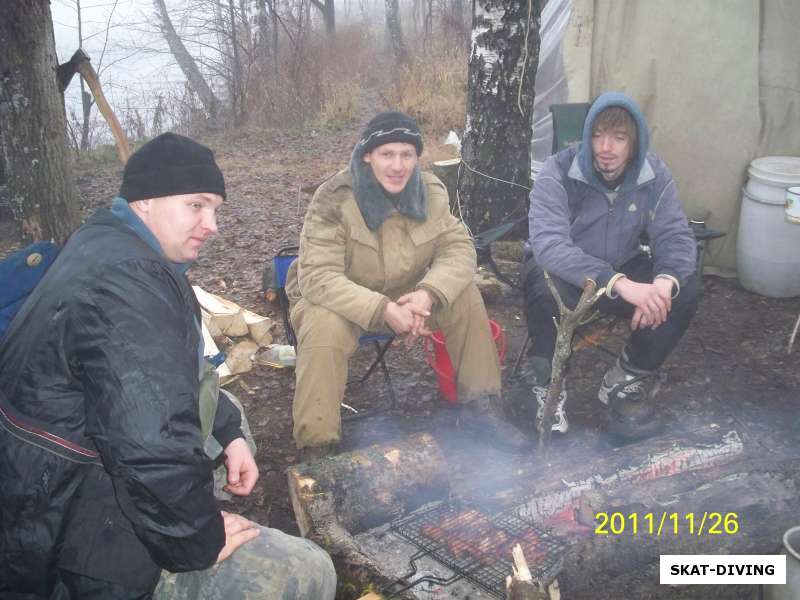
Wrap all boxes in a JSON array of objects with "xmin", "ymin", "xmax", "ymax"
[
  {"xmin": 288, "ymin": 433, "xmax": 449, "ymax": 537},
  {"xmin": 457, "ymin": 425, "xmax": 744, "ymax": 520},
  {"xmin": 539, "ymin": 275, "xmax": 605, "ymax": 452},
  {"xmin": 287, "ymin": 433, "xmax": 448, "ymax": 600}
]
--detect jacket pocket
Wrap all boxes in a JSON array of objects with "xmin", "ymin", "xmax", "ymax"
[
  {"xmin": 59, "ymin": 484, "xmax": 160, "ymax": 592},
  {"xmin": 346, "ymin": 226, "xmax": 383, "ymax": 289},
  {"xmin": 409, "ymin": 218, "xmax": 447, "ymax": 246}
]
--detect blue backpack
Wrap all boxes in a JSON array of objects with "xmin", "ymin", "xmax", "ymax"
[{"xmin": 0, "ymin": 242, "xmax": 60, "ymax": 339}]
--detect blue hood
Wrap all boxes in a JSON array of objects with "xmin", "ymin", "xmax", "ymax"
[{"xmin": 576, "ymin": 92, "xmax": 650, "ymax": 193}]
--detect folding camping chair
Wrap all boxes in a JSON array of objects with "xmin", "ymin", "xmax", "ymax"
[{"xmin": 264, "ymin": 246, "xmax": 398, "ymax": 410}]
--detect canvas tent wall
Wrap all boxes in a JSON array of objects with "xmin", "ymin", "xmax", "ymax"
[{"xmin": 532, "ymin": 0, "xmax": 800, "ymax": 275}]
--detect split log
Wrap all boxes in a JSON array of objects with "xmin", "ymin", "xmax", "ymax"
[
  {"xmin": 201, "ymin": 309, "xmax": 224, "ymax": 343},
  {"xmin": 200, "ymin": 320, "xmax": 231, "ymax": 380},
  {"xmin": 224, "ymin": 340, "xmax": 258, "ymax": 375},
  {"xmin": 193, "ymin": 286, "xmax": 248, "ymax": 337},
  {"xmin": 243, "ymin": 309, "xmax": 274, "ymax": 347},
  {"xmin": 288, "ymin": 432, "xmax": 449, "ymax": 537},
  {"xmin": 506, "ymin": 544, "xmax": 547, "ymax": 599},
  {"xmin": 538, "ymin": 275, "xmax": 605, "ymax": 453}
]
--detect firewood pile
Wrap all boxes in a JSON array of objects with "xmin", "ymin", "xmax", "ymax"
[{"xmin": 193, "ymin": 285, "xmax": 277, "ymax": 382}]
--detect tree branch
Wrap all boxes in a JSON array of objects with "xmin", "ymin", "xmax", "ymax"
[{"xmin": 538, "ymin": 274, "xmax": 605, "ymax": 454}]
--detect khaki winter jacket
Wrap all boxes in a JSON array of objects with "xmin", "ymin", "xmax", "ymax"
[{"xmin": 286, "ymin": 169, "xmax": 476, "ymax": 331}]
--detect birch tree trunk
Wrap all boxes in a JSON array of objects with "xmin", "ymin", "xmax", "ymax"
[
  {"xmin": 152, "ymin": 0, "xmax": 220, "ymax": 123},
  {"xmin": 0, "ymin": 0, "xmax": 81, "ymax": 244},
  {"xmin": 459, "ymin": 0, "xmax": 541, "ymax": 235},
  {"xmin": 310, "ymin": 0, "xmax": 336, "ymax": 36},
  {"xmin": 385, "ymin": 0, "xmax": 407, "ymax": 63}
]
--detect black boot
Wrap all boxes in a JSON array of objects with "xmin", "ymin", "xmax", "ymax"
[{"xmin": 459, "ymin": 394, "xmax": 532, "ymax": 452}]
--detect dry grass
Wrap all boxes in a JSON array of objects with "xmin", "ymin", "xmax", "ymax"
[
  {"xmin": 384, "ymin": 42, "xmax": 468, "ymax": 141},
  {"xmin": 311, "ymin": 78, "xmax": 362, "ymax": 131},
  {"xmin": 248, "ymin": 24, "xmax": 378, "ymax": 131}
]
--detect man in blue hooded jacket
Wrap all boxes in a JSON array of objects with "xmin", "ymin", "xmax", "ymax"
[{"xmin": 522, "ymin": 92, "xmax": 700, "ymax": 435}]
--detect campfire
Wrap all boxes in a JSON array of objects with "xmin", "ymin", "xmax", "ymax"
[
  {"xmin": 386, "ymin": 503, "xmax": 566, "ymax": 597},
  {"xmin": 286, "ymin": 424, "xmax": 755, "ymax": 599}
]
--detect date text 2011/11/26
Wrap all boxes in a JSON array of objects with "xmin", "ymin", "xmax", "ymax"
[{"xmin": 594, "ymin": 512, "xmax": 740, "ymax": 537}]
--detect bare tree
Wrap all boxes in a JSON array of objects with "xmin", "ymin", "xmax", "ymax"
[
  {"xmin": 152, "ymin": 0, "xmax": 220, "ymax": 123},
  {"xmin": 458, "ymin": 0, "xmax": 541, "ymax": 235},
  {"xmin": 0, "ymin": 0, "xmax": 81, "ymax": 243},
  {"xmin": 385, "ymin": 0, "xmax": 407, "ymax": 63},
  {"xmin": 310, "ymin": 0, "xmax": 336, "ymax": 35}
]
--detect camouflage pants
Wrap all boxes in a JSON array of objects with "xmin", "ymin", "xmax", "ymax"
[{"xmin": 152, "ymin": 525, "xmax": 336, "ymax": 600}]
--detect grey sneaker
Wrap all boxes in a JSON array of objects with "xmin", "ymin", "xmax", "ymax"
[
  {"xmin": 598, "ymin": 357, "xmax": 658, "ymax": 429},
  {"xmin": 533, "ymin": 384, "xmax": 568, "ymax": 433},
  {"xmin": 598, "ymin": 359, "xmax": 652, "ymax": 405}
]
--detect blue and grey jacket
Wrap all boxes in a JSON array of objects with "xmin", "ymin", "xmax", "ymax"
[{"xmin": 526, "ymin": 92, "xmax": 696, "ymax": 293}]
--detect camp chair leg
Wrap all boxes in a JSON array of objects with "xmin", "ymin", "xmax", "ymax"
[
  {"xmin": 374, "ymin": 340, "xmax": 397, "ymax": 409},
  {"xmin": 511, "ymin": 331, "xmax": 531, "ymax": 379},
  {"xmin": 354, "ymin": 339, "xmax": 397, "ymax": 408},
  {"xmin": 344, "ymin": 337, "xmax": 397, "ymax": 419}
]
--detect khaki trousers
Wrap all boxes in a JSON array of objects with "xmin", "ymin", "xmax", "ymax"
[{"xmin": 291, "ymin": 282, "xmax": 501, "ymax": 448}]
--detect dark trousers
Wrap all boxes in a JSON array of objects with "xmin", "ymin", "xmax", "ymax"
[{"xmin": 522, "ymin": 253, "xmax": 700, "ymax": 372}]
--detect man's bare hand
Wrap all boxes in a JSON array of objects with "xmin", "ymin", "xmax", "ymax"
[
  {"xmin": 397, "ymin": 289, "xmax": 434, "ymax": 346},
  {"xmin": 384, "ymin": 299, "xmax": 429, "ymax": 336},
  {"xmin": 216, "ymin": 511, "xmax": 260, "ymax": 564},
  {"xmin": 613, "ymin": 277, "xmax": 672, "ymax": 330},
  {"xmin": 223, "ymin": 437, "xmax": 259, "ymax": 496}
]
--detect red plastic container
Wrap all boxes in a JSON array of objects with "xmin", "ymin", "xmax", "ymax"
[{"xmin": 425, "ymin": 319, "xmax": 506, "ymax": 404}]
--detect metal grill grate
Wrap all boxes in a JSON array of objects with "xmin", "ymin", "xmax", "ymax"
[{"xmin": 390, "ymin": 502, "xmax": 566, "ymax": 598}]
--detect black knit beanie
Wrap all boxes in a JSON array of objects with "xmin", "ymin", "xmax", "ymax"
[
  {"xmin": 119, "ymin": 132, "xmax": 226, "ymax": 202},
  {"xmin": 356, "ymin": 111, "xmax": 423, "ymax": 157}
]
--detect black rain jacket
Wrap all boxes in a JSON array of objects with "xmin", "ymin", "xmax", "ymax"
[{"xmin": 0, "ymin": 208, "xmax": 229, "ymax": 598}]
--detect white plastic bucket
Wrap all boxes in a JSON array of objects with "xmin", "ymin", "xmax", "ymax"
[
  {"xmin": 737, "ymin": 156, "xmax": 800, "ymax": 297},
  {"xmin": 787, "ymin": 187, "xmax": 800, "ymax": 225}
]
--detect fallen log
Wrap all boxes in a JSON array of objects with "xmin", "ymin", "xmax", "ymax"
[
  {"xmin": 288, "ymin": 433, "xmax": 447, "ymax": 600},
  {"xmin": 453, "ymin": 425, "xmax": 744, "ymax": 518},
  {"xmin": 288, "ymin": 432, "xmax": 449, "ymax": 537}
]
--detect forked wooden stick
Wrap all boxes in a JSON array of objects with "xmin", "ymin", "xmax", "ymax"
[{"xmin": 537, "ymin": 274, "xmax": 605, "ymax": 454}]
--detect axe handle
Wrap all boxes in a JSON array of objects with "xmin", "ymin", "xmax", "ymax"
[{"xmin": 76, "ymin": 59, "xmax": 132, "ymax": 165}]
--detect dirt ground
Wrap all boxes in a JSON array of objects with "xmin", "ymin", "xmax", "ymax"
[{"xmin": 3, "ymin": 110, "xmax": 800, "ymax": 598}]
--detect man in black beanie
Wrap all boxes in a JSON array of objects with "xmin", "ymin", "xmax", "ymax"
[
  {"xmin": 0, "ymin": 133, "xmax": 336, "ymax": 599},
  {"xmin": 286, "ymin": 112, "xmax": 531, "ymax": 458}
]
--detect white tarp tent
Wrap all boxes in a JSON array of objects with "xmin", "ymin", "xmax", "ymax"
[{"xmin": 532, "ymin": 0, "xmax": 800, "ymax": 275}]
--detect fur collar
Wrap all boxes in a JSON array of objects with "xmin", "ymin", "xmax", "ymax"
[{"xmin": 349, "ymin": 148, "xmax": 427, "ymax": 231}]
